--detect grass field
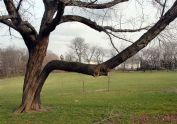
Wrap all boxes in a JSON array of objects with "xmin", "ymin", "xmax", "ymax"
[{"xmin": 0, "ymin": 71, "xmax": 177, "ymax": 124}]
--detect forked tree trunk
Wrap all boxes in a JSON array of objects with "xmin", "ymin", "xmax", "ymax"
[{"xmin": 15, "ymin": 36, "xmax": 49, "ymax": 113}]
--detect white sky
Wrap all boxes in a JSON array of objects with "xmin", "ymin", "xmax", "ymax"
[{"xmin": 0, "ymin": 0, "xmax": 175, "ymax": 56}]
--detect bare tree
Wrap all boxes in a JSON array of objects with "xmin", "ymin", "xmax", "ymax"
[
  {"xmin": 69, "ymin": 37, "xmax": 88, "ymax": 63},
  {"xmin": 140, "ymin": 48, "xmax": 162, "ymax": 70},
  {"xmin": 83, "ymin": 46, "xmax": 97, "ymax": 64},
  {"xmin": 0, "ymin": 47, "xmax": 28, "ymax": 77},
  {"xmin": 0, "ymin": 0, "xmax": 177, "ymax": 113},
  {"xmin": 161, "ymin": 41, "xmax": 177, "ymax": 70},
  {"xmin": 94, "ymin": 47, "xmax": 106, "ymax": 64},
  {"xmin": 65, "ymin": 52, "xmax": 76, "ymax": 62}
]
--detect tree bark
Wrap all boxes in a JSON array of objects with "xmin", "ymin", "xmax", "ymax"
[{"xmin": 15, "ymin": 36, "xmax": 49, "ymax": 113}]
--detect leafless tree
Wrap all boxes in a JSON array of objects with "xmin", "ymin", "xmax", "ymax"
[
  {"xmin": 94, "ymin": 47, "xmax": 106, "ymax": 64},
  {"xmin": 138, "ymin": 41, "xmax": 177, "ymax": 71},
  {"xmin": 0, "ymin": 0, "xmax": 177, "ymax": 113},
  {"xmin": 69, "ymin": 37, "xmax": 88, "ymax": 63},
  {"xmin": 140, "ymin": 48, "xmax": 161, "ymax": 70},
  {"xmin": 65, "ymin": 52, "xmax": 76, "ymax": 62},
  {"xmin": 0, "ymin": 47, "xmax": 28, "ymax": 77},
  {"xmin": 83, "ymin": 46, "xmax": 97, "ymax": 64},
  {"xmin": 161, "ymin": 41, "xmax": 177, "ymax": 70}
]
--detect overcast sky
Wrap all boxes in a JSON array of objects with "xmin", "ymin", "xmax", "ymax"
[{"xmin": 0, "ymin": 0, "xmax": 175, "ymax": 56}]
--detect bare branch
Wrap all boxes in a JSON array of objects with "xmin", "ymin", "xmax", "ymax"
[
  {"xmin": 105, "ymin": 31, "xmax": 120, "ymax": 53},
  {"xmin": 41, "ymin": 60, "xmax": 107, "ymax": 77},
  {"xmin": 103, "ymin": 25, "xmax": 150, "ymax": 32},
  {"xmin": 60, "ymin": 15, "xmax": 149, "ymax": 33},
  {"xmin": 154, "ymin": 0, "xmax": 164, "ymax": 6},
  {"xmin": 161, "ymin": 0, "xmax": 167, "ymax": 17},
  {"xmin": 108, "ymin": 32, "xmax": 134, "ymax": 43},
  {"xmin": 17, "ymin": 0, "xmax": 23, "ymax": 11},
  {"xmin": 64, "ymin": 0, "xmax": 128, "ymax": 9}
]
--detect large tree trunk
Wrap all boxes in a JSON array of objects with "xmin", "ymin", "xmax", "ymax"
[{"xmin": 15, "ymin": 36, "xmax": 49, "ymax": 113}]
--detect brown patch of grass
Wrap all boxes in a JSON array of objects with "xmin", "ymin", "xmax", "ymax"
[
  {"xmin": 132, "ymin": 114, "xmax": 177, "ymax": 124},
  {"xmin": 163, "ymin": 88, "xmax": 177, "ymax": 94}
]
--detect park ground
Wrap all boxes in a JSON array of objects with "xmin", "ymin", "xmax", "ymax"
[{"xmin": 0, "ymin": 71, "xmax": 177, "ymax": 124}]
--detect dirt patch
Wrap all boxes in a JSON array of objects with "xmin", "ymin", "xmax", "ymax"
[
  {"xmin": 94, "ymin": 113, "xmax": 121, "ymax": 124},
  {"xmin": 132, "ymin": 114, "xmax": 177, "ymax": 124},
  {"xmin": 162, "ymin": 88, "xmax": 177, "ymax": 94},
  {"xmin": 58, "ymin": 93, "xmax": 73, "ymax": 96},
  {"xmin": 95, "ymin": 89, "xmax": 107, "ymax": 92}
]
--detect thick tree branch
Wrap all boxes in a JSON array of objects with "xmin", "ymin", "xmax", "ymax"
[
  {"xmin": 36, "ymin": 60, "xmax": 108, "ymax": 95},
  {"xmin": 41, "ymin": 60, "xmax": 108, "ymax": 77},
  {"xmin": 64, "ymin": 0, "xmax": 128, "ymax": 9},
  {"xmin": 103, "ymin": 26, "xmax": 149, "ymax": 32},
  {"xmin": 60, "ymin": 15, "xmax": 149, "ymax": 33}
]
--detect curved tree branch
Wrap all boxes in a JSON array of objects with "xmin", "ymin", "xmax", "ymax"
[
  {"xmin": 64, "ymin": 0, "xmax": 128, "ymax": 9},
  {"xmin": 60, "ymin": 15, "xmax": 105, "ymax": 32},
  {"xmin": 41, "ymin": 60, "xmax": 108, "ymax": 77},
  {"xmin": 60, "ymin": 15, "xmax": 149, "ymax": 33},
  {"xmin": 104, "ymin": 26, "xmax": 150, "ymax": 32},
  {"xmin": 108, "ymin": 32, "xmax": 134, "ymax": 43}
]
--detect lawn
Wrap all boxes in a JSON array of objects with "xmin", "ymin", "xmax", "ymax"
[{"xmin": 0, "ymin": 71, "xmax": 177, "ymax": 124}]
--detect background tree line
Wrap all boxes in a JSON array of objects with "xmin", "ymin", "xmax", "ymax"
[
  {"xmin": 139, "ymin": 41, "xmax": 177, "ymax": 71},
  {"xmin": 116, "ymin": 41, "xmax": 177, "ymax": 71},
  {"xmin": 0, "ymin": 47, "xmax": 59, "ymax": 78},
  {"xmin": 0, "ymin": 37, "xmax": 177, "ymax": 78}
]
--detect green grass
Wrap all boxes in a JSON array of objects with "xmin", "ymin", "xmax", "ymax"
[{"xmin": 0, "ymin": 71, "xmax": 177, "ymax": 124}]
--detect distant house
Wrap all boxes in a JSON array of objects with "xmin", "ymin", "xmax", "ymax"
[
  {"xmin": 88, "ymin": 61, "xmax": 97, "ymax": 65},
  {"xmin": 125, "ymin": 62, "xmax": 141, "ymax": 70}
]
